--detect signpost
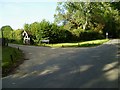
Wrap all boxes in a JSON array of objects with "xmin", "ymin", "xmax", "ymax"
[{"xmin": 106, "ymin": 32, "xmax": 108, "ymax": 39}]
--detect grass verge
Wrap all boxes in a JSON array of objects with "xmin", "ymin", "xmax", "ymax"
[
  {"xmin": 41, "ymin": 39, "xmax": 109, "ymax": 48},
  {"xmin": 2, "ymin": 46, "xmax": 23, "ymax": 77}
]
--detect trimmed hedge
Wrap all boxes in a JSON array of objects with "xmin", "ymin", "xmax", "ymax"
[{"xmin": 80, "ymin": 31, "xmax": 104, "ymax": 41}]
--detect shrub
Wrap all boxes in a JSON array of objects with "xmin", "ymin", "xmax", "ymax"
[
  {"xmin": 80, "ymin": 30, "xmax": 104, "ymax": 41},
  {"xmin": 11, "ymin": 29, "xmax": 24, "ymax": 44}
]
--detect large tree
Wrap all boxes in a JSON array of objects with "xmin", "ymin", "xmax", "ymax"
[
  {"xmin": 54, "ymin": 2, "xmax": 94, "ymax": 30},
  {"xmin": 54, "ymin": 2, "xmax": 120, "ymax": 38}
]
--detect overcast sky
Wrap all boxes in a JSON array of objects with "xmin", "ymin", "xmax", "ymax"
[{"xmin": 0, "ymin": 1, "xmax": 57, "ymax": 29}]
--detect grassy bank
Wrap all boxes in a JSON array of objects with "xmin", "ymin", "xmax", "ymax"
[
  {"xmin": 41, "ymin": 39, "xmax": 109, "ymax": 48},
  {"xmin": 2, "ymin": 46, "xmax": 23, "ymax": 76}
]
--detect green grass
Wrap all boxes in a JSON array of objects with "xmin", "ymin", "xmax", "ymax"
[
  {"xmin": 2, "ymin": 46, "xmax": 23, "ymax": 76},
  {"xmin": 41, "ymin": 39, "xmax": 109, "ymax": 48}
]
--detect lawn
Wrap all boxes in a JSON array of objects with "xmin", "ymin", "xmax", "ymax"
[
  {"xmin": 42, "ymin": 39, "xmax": 109, "ymax": 48},
  {"xmin": 2, "ymin": 46, "xmax": 23, "ymax": 76}
]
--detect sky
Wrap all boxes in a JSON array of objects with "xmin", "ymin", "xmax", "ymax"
[
  {"xmin": 0, "ymin": 0, "xmax": 118, "ymax": 30},
  {"xmin": 0, "ymin": 1, "xmax": 57, "ymax": 30}
]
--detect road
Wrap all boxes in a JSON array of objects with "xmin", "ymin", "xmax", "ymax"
[{"xmin": 2, "ymin": 39, "xmax": 120, "ymax": 88}]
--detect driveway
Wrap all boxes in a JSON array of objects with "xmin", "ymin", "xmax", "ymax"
[{"xmin": 2, "ymin": 39, "xmax": 120, "ymax": 88}]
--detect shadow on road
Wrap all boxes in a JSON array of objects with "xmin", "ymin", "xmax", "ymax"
[{"xmin": 2, "ymin": 40, "xmax": 120, "ymax": 88}]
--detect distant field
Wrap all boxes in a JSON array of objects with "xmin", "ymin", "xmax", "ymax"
[{"xmin": 43, "ymin": 39, "xmax": 109, "ymax": 48}]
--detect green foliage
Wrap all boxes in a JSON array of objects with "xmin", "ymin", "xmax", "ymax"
[
  {"xmin": 24, "ymin": 24, "xmax": 30, "ymax": 31},
  {"xmin": 55, "ymin": 2, "xmax": 120, "ymax": 38},
  {"xmin": 70, "ymin": 29, "xmax": 104, "ymax": 41},
  {"xmin": 1, "ymin": 25, "xmax": 13, "ymax": 39},
  {"xmin": 22, "ymin": 19, "xmax": 73, "ymax": 44},
  {"xmin": 1, "ymin": 2, "xmax": 120, "ymax": 45},
  {"xmin": 10, "ymin": 29, "xmax": 24, "ymax": 44},
  {"xmin": 7, "ymin": 29, "xmax": 23, "ymax": 44},
  {"xmin": 80, "ymin": 30, "xmax": 104, "ymax": 41},
  {"xmin": 0, "ymin": 26, "xmax": 24, "ymax": 44},
  {"xmin": 25, "ymin": 20, "xmax": 51, "ymax": 44},
  {"xmin": 71, "ymin": 28, "xmax": 85, "ymax": 41},
  {"xmin": 111, "ymin": 2, "xmax": 120, "ymax": 12}
]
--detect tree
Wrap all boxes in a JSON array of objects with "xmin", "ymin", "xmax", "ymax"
[
  {"xmin": 54, "ymin": 2, "xmax": 120, "ymax": 38},
  {"xmin": 24, "ymin": 24, "xmax": 30, "ymax": 31},
  {"xmin": 1, "ymin": 25, "xmax": 13, "ymax": 39},
  {"xmin": 54, "ymin": 2, "xmax": 93, "ymax": 30},
  {"xmin": 110, "ymin": 2, "xmax": 120, "ymax": 12},
  {"xmin": 12, "ymin": 29, "xmax": 24, "ymax": 44}
]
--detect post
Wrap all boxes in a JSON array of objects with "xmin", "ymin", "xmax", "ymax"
[
  {"xmin": 106, "ymin": 32, "xmax": 108, "ymax": 39},
  {"xmin": 18, "ymin": 47, "xmax": 19, "ymax": 50},
  {"xmin": 1, "ymin": 30, "xmax": 3, "ymax": 39},
  {"xmin": 6, "ymin": 42, "xmax": 8, "ymax": 46},
  {"xmin": 6, "ymin": 39, "xmax": 8, "ymax": 46},
  {"xmin": 10, "ymin": 55, "xmax": 14, "ymax": 63},
  {"xmin": 1, "ymin": 30, "xmax": 4, "ymax": 46}
]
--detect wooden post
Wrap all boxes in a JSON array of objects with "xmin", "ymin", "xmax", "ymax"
[
  {"xmin": 10, "ymin": 55, "xmax": 14, "ymax": 63},
  {"xmin": 18, "ymin": 47, "xmax": 19, "ymax": 50},
  {"xmin": 6, "ymin": 42, "xmax": 8, "ymax": 46}
]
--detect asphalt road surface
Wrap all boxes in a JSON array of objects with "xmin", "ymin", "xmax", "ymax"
[{"xmin": 2, "ymin": 39, "xmax": 120, "ymax": 88}]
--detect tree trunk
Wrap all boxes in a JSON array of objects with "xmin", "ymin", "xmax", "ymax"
[{"xmin": 83, "ymin": 17, "xmax": 88, "ymax": 30}]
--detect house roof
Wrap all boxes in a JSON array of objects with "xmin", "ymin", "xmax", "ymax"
[{"xmin": 23, "ymin": 30, "xmax": 32, "ymax": 35}]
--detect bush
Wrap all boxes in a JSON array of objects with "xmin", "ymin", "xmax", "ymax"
[
  {"xmin": 71, "ymin": 28, "xmax": 85, "ymax": 41},
  {"xmin": 10, "ymin": 29, "xmax": 24, "ymax": 44},
  {"xmin": 80, "ymin": 30, "xmax": 104, "ymax": 41},
  {"xmin": 70, "ymin": 28, "xmax": 104, "ymax": 42}
]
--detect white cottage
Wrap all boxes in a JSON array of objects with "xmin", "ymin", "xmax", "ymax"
[{"xmin": 22, "ymin": 30, "xmax": 30, "ymax": 44}]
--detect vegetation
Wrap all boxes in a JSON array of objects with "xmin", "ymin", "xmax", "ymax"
[
  {"xmin": 1, "ymin": 2, "xmax": 119, "ymax": 76},
  {"xmin": 11, "ymin": 29, "xmax": 24, "ymax": 44},
  {"xmin": 0, "ymin": 26, "xmax": 24, "ymax": 44},
  {"xmin": 54, "ymin": 2, "xmax": 120, "ymax": 38},
  {"xmin": 0, "ymin": 2, "xmax": 120, "ymax": 45},
  {"xmin": 2, "ymin": 46, "xmax": 23, "ymax": 76},
  {"xmin": 44, "ymin": 39, "xmax": 109, "ymax": 48}
]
